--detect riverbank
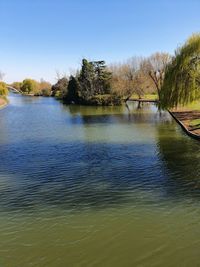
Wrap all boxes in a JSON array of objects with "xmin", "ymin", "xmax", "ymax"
[
  {"xmin": 0, "ymin": 97, "xmax": 8, "ymax": 109},
  {"xmin": 130, "ymin": 94, "xmax": 158, "ymax": 101},
  {"xmin": 170, "ymin": 105, "xmax": 200, "ymax": 139}
]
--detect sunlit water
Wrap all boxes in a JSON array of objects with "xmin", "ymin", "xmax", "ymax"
[{"xmin": 1, "ymin": 94, "xmax": 200, "ymax": 267}]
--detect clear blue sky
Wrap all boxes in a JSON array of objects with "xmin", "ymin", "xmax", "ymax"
[{"xmin": 0, "ymin": 0, "xmax": 200, "ymax": 83}]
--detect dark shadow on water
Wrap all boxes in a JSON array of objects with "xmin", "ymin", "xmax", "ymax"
[
  {"xmin": 68, "ymin": 113, "xmax": 167, "ymax": 125},
  {"xmin": 66, "ymin": 103, "xmax": 169, "ymax": 125},
  {"xmin": 0, "ymin": 136, "xmax": 200, "ymax": 212},
  {"xmin": 156, "ymin": 123, "xmax": 200, "ymax": 200}
]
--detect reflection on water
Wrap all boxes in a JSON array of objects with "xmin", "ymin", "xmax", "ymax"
[{"xmin": 0, "ymin": 94, "xmax": 200, "ymax": 266}]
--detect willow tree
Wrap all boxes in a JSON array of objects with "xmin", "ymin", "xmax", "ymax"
[{"xmin": 160, "ymin": 34, "xmax": 200, "ymax": 108}]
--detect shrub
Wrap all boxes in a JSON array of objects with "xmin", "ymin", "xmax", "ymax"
[
  {"xmin": 0, "ymin": 82, "xmax": 8, "ymax": 96},
  {"xmin": 83, "ymin": 94, "xmax": 122, "ymax": 106}
]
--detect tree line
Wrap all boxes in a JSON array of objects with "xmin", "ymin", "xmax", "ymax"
[
  {"xmin": 1, "ymin": 53, "xmax": 171, "ymax": 105},
  {"xmin": 11, "ymin": 79, "xmax": 52, "ymax": 96},
  {"xmin": 51, "ymin": 54, "xmax": 171, "ymax": 105},
  {"xmin": 1, "ymin": 33, "xmax": 200, "ymax": 108}
]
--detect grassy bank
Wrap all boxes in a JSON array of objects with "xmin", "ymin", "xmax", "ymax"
[
  {"xmin": 0, "ymin": 96, "xmax": 8, "ymax": 109},
  {"xmin": 130, "ymin": 94, "xmax": 158, "ymax": 101},
  {"xmin": 171, "ymin": 101, "xmax": 200, "ymax": 137}
]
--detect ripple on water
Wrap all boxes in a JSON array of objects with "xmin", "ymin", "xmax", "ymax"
[{"xmin": 1, "ymin": 95, "xmax": 200, "ymax": 266}]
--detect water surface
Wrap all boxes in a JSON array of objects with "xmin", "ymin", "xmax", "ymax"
[{"xmin": 0, "ymin": 94, "xmax": 200, "ymax": 266}]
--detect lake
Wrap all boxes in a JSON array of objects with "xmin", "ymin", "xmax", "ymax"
[{"xmin": 0, "ymin": 94, "xmax": 200, "ymax": 266}]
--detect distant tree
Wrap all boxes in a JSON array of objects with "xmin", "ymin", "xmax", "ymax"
[
  {"xmin": 161, "ymin": 34, "xmax": 200, "ymax": 108},
  {"xmin": 0, "ymin": 81, "xmax": 8, "ymax": 96},
  {"xmin": 78, "ymin": 59, "xmax": 96, "ymax": 99},
  {"xmin": 20, "ymin": 79, "xmax": 39, "ymax": 94},
  {"xmin": 64, "ymin": 75, "xmax": 80, "ymax": 103},
  {"xmin": 78, "ymin": 59, "xmax": 112, "ymax": 100},
  {"xmin": 39, "ymin": 79, "xmax": 52, "ymax": 96},
  {"xmin": 93, "ymin": 60, "xmax": 112, "ymax": 94},
  {"xmin": 11, "ymin": 82, "xmax": 22, "ymax": 91},
  {"xmin": 146, "ymin": 52, "xmax": 171, "ymax": 100},
  {"xmin": 110, "ymin": 57, "xmax": 151, "ymax": 101}
]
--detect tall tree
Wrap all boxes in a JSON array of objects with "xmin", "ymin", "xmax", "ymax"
[
  {"xmin": 93, "ymin": 61, "xmax": 112, "ymax": 94},
  {"xmin": 110, "ymin": 57, "xmax": 154, "ymax": 101},
  {"xmin": 65, "ymin": 75, "xmax": 80, "ymax": 103},
  {"xmin": 160, "ymin": 34, "xmax": 200, "ymax": 108},
  {"xmin": 147, "ymin": 52, "xmax": 171, "ymax": 100},
  {"xmin": 78, "ymin": 59, "xmax": 95, "ymax": 99},
  {"xmin": 39, "ymin": 79, "xmax": 52, "ymax": 96},
  {"xmin": 78, "ymin": 59, "xmax": 112, "ymax": 99},
  {"xmin": 20, "ymin": 79, "xmax": 39, "ymax": 94}
]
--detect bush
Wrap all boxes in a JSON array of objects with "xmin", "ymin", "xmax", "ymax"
[
  {"xmin": 82, "ymin": 94, "xmax": 122, "ymax": 106},
  {"xmin": 39, "ymin": 80, "xmax": 52, "ymax": 96},
  {"xmin": 0, "ymin": 82, "xmax": 8, "ymax": 96},
  {"xmin": 51, "ymin": 77, "xmax": 68, "ymax": 98}
]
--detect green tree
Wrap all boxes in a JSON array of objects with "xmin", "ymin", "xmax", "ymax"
[
  {"xmin": 0, "ymin": 82, "xmax": 8, "ymax": 96},
  {"xmin": 11, "ymin": 82, "xmax": 22, "ymax": 91},
  {"xmin": 161, "ymin": 34, "xmax": 200, "ymax": 108},
  {"xmin": 65, "ymin": 75, "xmax": 80, "ymax": 103},
  {"xmin": 78, "ymin": 59, "xmax": 96, "ymax": 99},
  {"xmin": 39, "ymin": 79, "xmax": 52, "ymax": 96},
  {"xmin": 20, "ymin": 79, "xmax": 39, "ymax": 94},
  {"xmin": 93, "ymin": 61, "xmax": 112, "ymax": 94},
  {"xmin": 78, "ymin": 59, "xmax": 112, "ymax": 99}
]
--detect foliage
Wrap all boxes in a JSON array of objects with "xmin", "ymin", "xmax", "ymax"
[
  {"xmin": 189, "ymin": 118, "xmax": 200, "ymax": 128},
  {"xmin": 93, "ymin": 60, "xmax": 112, "ymax": 94},
  {"xmin": 12, "ymin": 79, "xmax": 52, "ymax": 96},
  {"xmin": 51, "ymin": 77, "xmax": 68, "ymax": 98},
  {"xmin": 110, "ymin": 57, "xmax": 158, "ymax": 101},
  {"xmin": 160, "ymin": 33, "xmax": 200, "ymax": 108},
  {"xmin": 78, "ymin": 59, "xmax": 112, "ymax": 100},
  {"xmin": 0, "ymin": 81, "xmax": 8, "ymax": 96},
  {"xmin": 146, "ymin": 53, "xmax": 171, "ymax": 99},
  {"xmin": 52, "ymin": 59, "xmax": 113, "ymax": 105},
  {"xmin": 11, "ymin": 82, "xmax": 22, "ymax": 91},
  {"xmin": 64, "ymin": 75, "xmax": 80, "ymax": 103},
  {"xmin": 20, "ymin": 79, "xmax": 39, "ymax": 94},
  {"xmin": 82, "ymin": 94, "xmax": 122, "ymax": 106},
  {"xmin": 37, "ymin": 79, "xmax": 52, "ymax": 96},
  {"xmin": 131, "ymin": 93, "xmax": 158, "ymax": 100}
]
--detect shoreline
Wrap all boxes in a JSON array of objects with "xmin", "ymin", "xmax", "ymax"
[
  {"xmin": 169, "ymin": 109, "xmax": 200, "ymax": 140},
  {"xmin": 0, "ymin": 97, "xmax": 8, "ymax": 110},
  {"xmin": 127, "ymin": 98, "xmax": 158, "ymax": 103},
  {"xmin": 3, "ymin": 93, "xmax": 199, "ymax": 141}
]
